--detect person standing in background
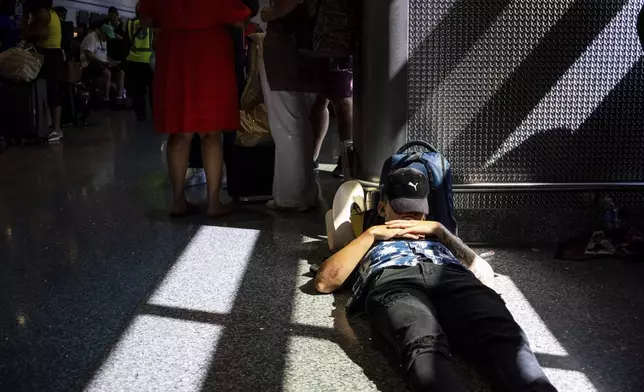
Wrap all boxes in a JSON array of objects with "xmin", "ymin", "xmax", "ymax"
[
  {"xmin": 21, "ymin": 0, "xmax": 63, "ymax": 142},
  {"xmin": 139, "ymin": 0, "xmax": 251, "ymax": 218},
  {"xmin": 54, "ymin": 6, "xmax": 73, "ymax": 56},
  {"xmin": 123, "ymin": 1, "xmax": 154, "ymax": 121},
  {"xmin": 0, "ymin": 0, "xmax": 20, "ymax": 52},
  {"xmin": 106, "ymin": 6, "xmax": 124, "ymax": 37},
  {"xmin": 71, "ymin": 22, "xmax": 87, "ymax": 61},
  {"xmin": 311, "ymin": 74, "xmax": 353, "ymax": 177},
  {"xmin": 260, "ymin": 0, "xmax": 321, "ymax": 212},
  {"xmin": 184, "ymin": 0, "xmax": 258, "ymax": 189},
  {"xmin": 53, "ymin": 5, "xmax": 65, "ymax": 21}
]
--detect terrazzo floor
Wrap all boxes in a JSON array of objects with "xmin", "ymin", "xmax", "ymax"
[{"xmin": 1, "ymin": 112, "xmax": 643, "ymax": 392}]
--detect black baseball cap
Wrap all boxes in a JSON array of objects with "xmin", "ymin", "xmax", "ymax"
[{"xmin": 382, "ymin": 168, "xmax": 430, "ymax": 214}]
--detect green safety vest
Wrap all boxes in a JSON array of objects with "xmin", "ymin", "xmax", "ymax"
[{"xmin": 126, "ymin": 19, "xmax": 153, "ymax": 63}]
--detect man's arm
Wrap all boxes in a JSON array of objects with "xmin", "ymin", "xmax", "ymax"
[
  {"xmin": 315, "ymin": 225, "xmax": 423, "ymax": 294},
  {"xmin": 435, "ymin": 226, "xmax": 478, "ymax": 268},
  {"xmin": 314, "ymin": 230, "xmax": 375, "ymax": 294}
]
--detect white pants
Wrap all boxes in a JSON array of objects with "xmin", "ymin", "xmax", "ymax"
[{"xmin": 259, "ymin": 53, "xmax": 318, "ymax": 208}]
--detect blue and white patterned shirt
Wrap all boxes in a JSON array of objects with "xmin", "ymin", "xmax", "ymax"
[{"xmin": 347, "ymin": 240, "xmax": 464, "ymax": 310}]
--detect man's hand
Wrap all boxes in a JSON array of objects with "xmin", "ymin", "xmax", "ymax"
[
  {"xmin": 367, "ymin": 225, "xmax": 424, "ymax": 241},
  {"xmin": 469, "ymin": 256, "xmax": 495, "ymax": 290},
  {"xmin": 385, "ymin": 220, "xmax": 444, "ymax": 238}
]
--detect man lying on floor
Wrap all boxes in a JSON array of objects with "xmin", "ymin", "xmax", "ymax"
[{"xmin": 314, "ymin": 167, "xmax": 558, "ymax": 392}]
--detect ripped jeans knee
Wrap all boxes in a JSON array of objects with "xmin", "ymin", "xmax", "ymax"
[{"xmin": 404, "ymin": 333, "xmax": 453, "ymax": 369}]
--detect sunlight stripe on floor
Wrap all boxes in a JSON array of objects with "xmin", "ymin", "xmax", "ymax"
[{"xmin": 85, "ymin": 315, "xmax": 222, "ymax": 392}]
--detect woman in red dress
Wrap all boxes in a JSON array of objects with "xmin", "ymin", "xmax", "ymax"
[{"xmin": 140, "ymin": 0, "xmax": 250, "ymax": 217}]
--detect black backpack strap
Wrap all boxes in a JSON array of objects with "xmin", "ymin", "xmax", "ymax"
[{"xmin": 397, "ymin": 140, "xmax": 438, "ymax": 154}]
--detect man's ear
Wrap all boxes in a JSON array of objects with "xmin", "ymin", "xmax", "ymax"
[{"xmin": 377, "ymin": 201, "xmax": 386, "ymax": 217}]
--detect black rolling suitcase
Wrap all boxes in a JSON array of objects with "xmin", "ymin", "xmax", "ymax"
[
  {"xmin": 225, "ymin": 139, "xmax": 275, "ymax": 201},
  {"xmin": 61, "ymin": 82, "xmax": 90, "ymax": 126},
  {"xmin": 0, "ymin": 79, "xmax": 50, "ymax": 143}
]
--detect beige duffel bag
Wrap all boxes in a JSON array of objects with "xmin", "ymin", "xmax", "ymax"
[{"xmin": 0, "ymin": 47, "xmax": 44, "ymax": 83}]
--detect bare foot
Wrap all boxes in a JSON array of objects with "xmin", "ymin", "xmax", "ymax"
[
  {"xmin": 170, "ymin": 198, "xmax": 187, "ymax": 217},
  {"xmin": 170, "ymin": 200, "xmax": 198, "ymax": 217},
  {"xmin": 207, "ymin": 203, "xmax": 232, "ymax": 218}
]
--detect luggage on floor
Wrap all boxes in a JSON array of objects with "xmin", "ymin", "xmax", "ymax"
[
  {"xmin": 381, "ymin": 140, "xmax": 457, "ymax": 234},
  {"xmin": 60, "ymin": 61, "xmax": 82, "ymax": 84},
  {"xmin": 0, "ymin": 79, "xmax": 50, "ymax": 143},
  {"xmin": 364, "ymin": 140, "xmax": 457, "ymax": 234},
  {"xmin": 0, "ymin": 47, "xmax": 43, "ymax": 83},
  {"xmin": 225, "ymin": 32, "xmax": 275, "ymax": 201},
  {"xmin": 225, "ymin": 141, "xmax": 275, "ymax": 201},
  {"xmin": 61, "ymin": 82, "xmax": 90, "ymax": 125}
]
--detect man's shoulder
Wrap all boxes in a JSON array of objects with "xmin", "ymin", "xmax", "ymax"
[{"xmin": 81, "ymin": 33, "xmax": 95, "ymax": 44}]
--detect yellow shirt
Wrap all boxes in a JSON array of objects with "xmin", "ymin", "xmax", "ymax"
[
  {"xmin": 39, "ymin": 9, "xmax": 61, "ymax": 49},
  {"xmin": 126, "ymin": 19, "xmax": 153, "ymax": 63}
]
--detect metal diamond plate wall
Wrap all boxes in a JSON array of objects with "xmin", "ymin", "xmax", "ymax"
[
  {"xmin": 454, "ymin": 190, "xmax": 644, "ymax": 209},
  {"xmin": 408, "ymin": 0, "xmax": 644, "ymax": 184}
]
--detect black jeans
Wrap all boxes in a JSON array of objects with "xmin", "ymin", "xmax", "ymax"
[
  {"xmin": 365, "ymin": 262, "xmax": 558, "ymax": 392},
  {"xmin": 124, "ymin": 61, "xmax": 153, "ymax": 119}
]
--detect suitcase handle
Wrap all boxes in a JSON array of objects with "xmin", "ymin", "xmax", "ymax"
[{"xmin": 397, "ymin": 140, "xmax": 438, "ymax": 154}]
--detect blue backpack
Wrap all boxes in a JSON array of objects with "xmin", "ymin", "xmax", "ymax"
[{"xmin": 372, "ymin": 141, "xmax": 458, "ymax": 234}]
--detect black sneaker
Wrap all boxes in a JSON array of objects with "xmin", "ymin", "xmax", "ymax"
[{"xmin": 313, "ymin": 159, "xmax": 320, "ymax": 173}]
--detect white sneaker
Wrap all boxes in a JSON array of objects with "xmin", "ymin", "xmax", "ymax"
[
  {"xmin": 185, "ymin": 168, "xmax": 206, "ymax": 188},
  {"xmin": 48, "ymin": 130, "xmax": 63, "ymax": 143}
]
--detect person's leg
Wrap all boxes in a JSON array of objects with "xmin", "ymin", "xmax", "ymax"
[
  {"xmin": 430, "ymin": 264, "xmax": 558, "ymax": 392},
  {"xmin": 200, "ymin": 131, "xmax": 228, "ymax": 217},
  {"xmin": 51, "ymin": 105, "xmax": 62, "ymax": 133},
  {"xmin": 41, "ymin": 49, "xmax": 63, "ymax": 136},
  {"xmin": 144, "ymin": 63, "xmax": 154, "ymax": 117},
  {"xmin": 102, "ymin": 67, "xmax": 112, "ymax": 101},
  {"xmin": 127, "ymin": 62, "xmax": 146, "ymax": 119},
  {"xmin": 114, "ymin": 68, "xmax": 125, "ymax": 99},
  {"xmin": 331, "ymin": 96, "xmax": 353, "ymax": 143},
  {"xmin": 311, "ymin": 95, "xmax": 330, "ymax": 163},
  {"xmin": 366, "ymin": 271, "xmax": 467, "ymax": 392},
  {"xmin": 326, "ymin": 71, "xmax": 353, "ymax": 177},
  {"xmin": 166, "ymin": 132, "xmax": 194, "ymax": 215}
]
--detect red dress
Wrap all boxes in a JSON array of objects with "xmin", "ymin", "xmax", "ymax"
[{"xmin": 140, "ymin": 0, "xmax": 250, "ymax": 133}]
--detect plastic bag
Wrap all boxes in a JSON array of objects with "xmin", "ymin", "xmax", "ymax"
[
  {"xmin": 237, "ymin": 33, "xmax": 272, "ymax": 147},
  {"xmin": 0, "ymin": 47, "xmax": 43, "ymax": 83}
]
